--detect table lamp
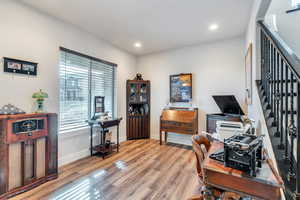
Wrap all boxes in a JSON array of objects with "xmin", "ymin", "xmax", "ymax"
[{"xmin": 32, "ymin": 89, "xmax": 48, "ymax": 113}]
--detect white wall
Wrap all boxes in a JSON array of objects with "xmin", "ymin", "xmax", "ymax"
[
  {"xmin": 0, "ymin": 0, "xmax": 136, "ymax": 166},
  {"xmin": 245, "ymin": 0, "xmax": 279, "ymax": 172},
  {"xmin": 264, "ymin": 0, "xmax": 300, "ymax": 58},
  {"xmin": 137, "ymin": 37, "xmax": 246, "ymax": 142}
]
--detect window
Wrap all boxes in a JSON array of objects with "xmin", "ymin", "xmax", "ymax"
[{"xmin": 59, "ymin": 48, "xmax": 116, "ymax": 132}]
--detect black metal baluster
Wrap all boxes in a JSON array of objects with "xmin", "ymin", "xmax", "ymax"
[
  {"xmin": 267, "ymin": 39, "xmax": 271, "ymax": 109},
  {"xmin": 275, "ymin": 51, "xmax": 280, "ymax": 137},
  {"xmin": 270, "ymin": 45, "xmax": 273, "ymax": 115},
  {"xmin": 263, "ymin": 33, "xmax": 267, "ymax": 95},
  {"xmin": 264, "ymin": 34, "xmax": 268, "ymax": 97},
  {"xmin": 295, "ymin": 82, "xmax": 300, "ymax": 199},
  {"xmin": 264, "ymin": 35, "xmax": 267, "ymax": 100},
  {"xmin": 261, "ymin": 31, "xmax": 266, "ymax": 94},
  {"xmin": 285, "ymin": 65, "xmax": 290, "ymax": 160},
  {"xmin": 271, "ymin": 45, "xmax": 276, "ymax": 121},
  {"xmin": 288, "ymin": 73, "xmax": 296, "ymax": 181},
  {"xmin": 260, "ymin": 30, "xmax": 264, "ymax": 88},
  {"xmin": 278, "ymin": 57, "xmax": 285, "ymax": 149}
]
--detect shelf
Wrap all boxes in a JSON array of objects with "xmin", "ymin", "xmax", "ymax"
[
  {"xmin": 129, "ymin": 102, "xmax": 148, "ymax": 105},
  {"xmin": 128, "ymin": 114, "xmax": 149, "ymax": 117},
  {"xmin": 92, "ymin": 142, "xmax": 117, "ymax": 153}
]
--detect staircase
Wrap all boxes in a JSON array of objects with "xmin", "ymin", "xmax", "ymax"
[{"xmin": 257, "ymin": 21, "xmax": 300, "ymax": 200}]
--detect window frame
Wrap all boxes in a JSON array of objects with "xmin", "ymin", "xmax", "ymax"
[{"xmin": 59, "ymin": 47, "xmax": 117, "ymax": 133}]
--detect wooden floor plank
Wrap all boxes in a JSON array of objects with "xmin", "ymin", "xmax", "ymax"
[{"xmin": 10, "ymin": 139, "xmax": 200, "ymax": 200}]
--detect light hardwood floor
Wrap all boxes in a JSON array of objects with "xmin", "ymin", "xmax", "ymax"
[{"xmin": 11, "ymin": 139, "xmax": 200, "ymax": 200}]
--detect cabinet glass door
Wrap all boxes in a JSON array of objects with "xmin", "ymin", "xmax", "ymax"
[
  {"xmin": 139, "ymin": 83, "xmax": 148, "ymax": 103},
  {"xmin": 129, "ymin": 83, "xmax": 138, "ymax": 103}
]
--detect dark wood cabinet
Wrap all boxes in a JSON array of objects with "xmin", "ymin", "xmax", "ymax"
[
  {"xmin": 126, "ymin": 80, "xmax": 150, "ymax": 140},
  {"xmin": 206, "ymin": 114, "xmax": 241, "ymax": 133},
  {"xmin": 0, "ymin": 113, "xmax": 58, "ymax": 199}
]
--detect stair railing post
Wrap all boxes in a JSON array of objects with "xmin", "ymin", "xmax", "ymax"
[
  {"xmin": 275, "ymin": 51, "xmax": 280, "ymax": 136},
  {"xmin": 295, "ymin": 82, "xmax": 300, "ymax": 199},
  {"xmin": 288, "ymin": 73, "xmax": 296, "ymax": 181},
  {"xmin": 261, "ymin": 30, "xmax": 264, "ymax": 89},
  {"xmin": 285, "ymin": 65, "xmax": 290, "ymax": 161},
  {"xmin": 278, "ymin": 57, "xmax": 285, "ymax": 149},
  {"xmin": 267, "ymin": 39, "xmax": 271, "ymax": 109},
  {"xmin": 271, "ymin": 45, "xmax": 275, "ymax": 119}
]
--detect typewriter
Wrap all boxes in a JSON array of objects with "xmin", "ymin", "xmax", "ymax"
[{"xmin": 209, "ymin": 134, "xmax": 263, "ymax": 177}]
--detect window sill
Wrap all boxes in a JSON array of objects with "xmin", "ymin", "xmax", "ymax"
[{"xmin": 286, "ymin": 7, "xmax": 300, "ymax": 13}]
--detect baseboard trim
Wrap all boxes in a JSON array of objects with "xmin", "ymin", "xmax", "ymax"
[
  {"xmin": 58, "ymin": 148, "xmax": 90, "ymax": 167},
  {"xmin": 151, "ymin": 132, "xmax": 192, "ymax": 146},
  {"xmin": 58, "ymin": 136, "xmax": 127, "ymax": 167}
]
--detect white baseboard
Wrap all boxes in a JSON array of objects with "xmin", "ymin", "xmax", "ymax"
[
  {"xmin": 151, "ymin": 132, "xmax": 192, "ymax": 146},
  {"xmin": 58, "ymin": 148, "xmax": 90, "ymax": 167},
  {"xmin": 58, "ymin": 136, "xmax": 127, "ymax": 167}
]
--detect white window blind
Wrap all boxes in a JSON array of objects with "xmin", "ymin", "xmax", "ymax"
[{"xmin": 59, "ymin": 48, "xmax": 116, "ymax": 132}]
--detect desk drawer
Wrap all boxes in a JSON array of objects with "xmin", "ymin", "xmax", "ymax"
[
  {"xmin": 161, "ymin": 121, "xmax": 195, "ymax": 134},
  {"xmin": 161, "ymin": 121, "xmax": 193, "ymax": 128}
]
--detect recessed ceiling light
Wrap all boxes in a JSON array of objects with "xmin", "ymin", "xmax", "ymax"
[
  {"xmin": 209, "ymin": 24, "xmax": 219, "ymax": 31},
  {"xmin": 134, "ymin": 42, "xmax": 142, "ymax": 48}
]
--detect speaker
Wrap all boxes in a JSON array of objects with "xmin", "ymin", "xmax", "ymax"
[{"xmin": 0, "ymin": 113, "xmax": 58, "ymax": 199}]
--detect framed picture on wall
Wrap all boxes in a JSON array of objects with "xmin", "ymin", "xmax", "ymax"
[
  {"xmin": 170, "ymin": 73, "xmax": 192, "ymax": 102},
  {"xmin": 3, "ymin": 57, "xmax": 38, "ymax": 76},
  {"xmin": 245, "ymin": 43, "xmax": 253, "ymax": 105},
  {"xmin": 94, "ymin": 96, "xmax": 105, "ymax": 114}
]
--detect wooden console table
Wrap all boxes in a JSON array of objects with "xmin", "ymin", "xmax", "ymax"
[
  {"xmin": 203, "ymin": 141, "xmax": 283, "ymax": 200},
  {"xmin": 160, "ymin": 108, "xmax": 198, "ymax": 145},
  {"xmin": 87, "ymin": 118, "xmax": 122, "ymax": 158}
]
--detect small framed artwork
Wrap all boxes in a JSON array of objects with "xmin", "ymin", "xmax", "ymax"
[
  {"xmin": 4, "ymin": 57, "xmax": 38, "ymax": 76},
  {"xmin": 94, "ymin": 96, "xmax": 105, "ymax": 114},
  {"xmin": 170, "ymin": 73, "xmax": 192, "ymax": 102},
  {"xmin": 245, "ymin": 43, "xmax": 253, "ymax": 105}
]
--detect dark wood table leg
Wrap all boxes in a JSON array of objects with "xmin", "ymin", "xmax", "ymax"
[
  {"xmin": 160, "ymin": 130, "xmax": 162, "ymax": 145},
  {"xmin": 102, "ymin": 127, "xmax": 105, "ymax": 159},
  {"xmin": 117, "ymin": 124, "xmax": 119, "ymax": 152},
  {"xmin": 90, "ymin": 125, "xmax": 93, "ymax": 156},
  {"xmin": 165, "ymin": 132, "xmax": 168, "ymax": 144}
]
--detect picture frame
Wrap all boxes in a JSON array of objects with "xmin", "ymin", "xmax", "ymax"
[
  {"xmin": 3, "ymin": 57, "xmax": 38, "ymax": 76},
  {"xmin": 170, "ymin": 73, "xmax": 192, "ymax": 102},
  {"xmin": 245, "ymin": 43, "xmax": 253, "ymax": 105},
  {"xmin": 94, "ymin": 96, "xmax": 105, "ymax": 115}
]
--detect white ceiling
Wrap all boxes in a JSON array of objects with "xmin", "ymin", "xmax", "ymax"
[{"xmin": 20, "ymin": 0, "xmax": 254, "ymax": 56}]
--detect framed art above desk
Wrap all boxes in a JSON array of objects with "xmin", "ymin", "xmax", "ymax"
[{"xmin": 170, "ymin": 73, "xmax": 192, "ymax": 103}]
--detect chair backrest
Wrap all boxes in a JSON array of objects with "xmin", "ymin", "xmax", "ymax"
[{"xmin": 192, "ymin": 134, "xmax": 211, "ymax": 180}]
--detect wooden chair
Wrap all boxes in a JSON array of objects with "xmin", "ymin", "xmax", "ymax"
[
  {"xmin": 192, "ymin": 134, "xmax": 211, "ymax": 181},
  {"xmin": 191, "ymin": 134, "xmax": 241, "ymax": 200},
  {"xmin": 189, "ymin": 134, "xmax": 211, "ymax": 200}
]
